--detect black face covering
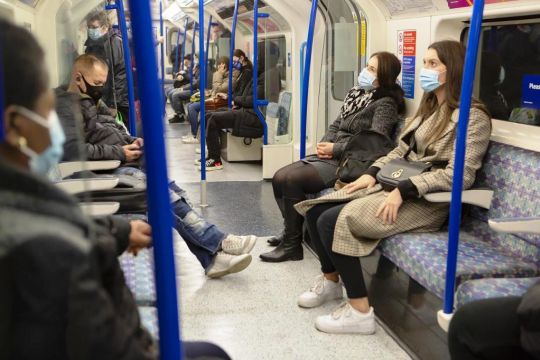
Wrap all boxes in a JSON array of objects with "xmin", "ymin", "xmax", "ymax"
[{"xmin": 80, "ymin": 75, "xmax": 104, "ymax": 103}]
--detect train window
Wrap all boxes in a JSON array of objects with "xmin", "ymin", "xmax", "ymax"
[{"xmin": 463, "ymin": 22, "xmax": 540, "ymax": 125}]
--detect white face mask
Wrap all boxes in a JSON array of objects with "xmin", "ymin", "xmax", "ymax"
[
  {"xmin": 358, "ymin": 68, "xmax": 377, "ymax": 90},
  {"xmin": 16, "ymin": 107, "xmax": 65, "ymax": 175}
]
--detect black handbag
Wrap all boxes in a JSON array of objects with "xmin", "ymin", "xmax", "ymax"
[
  {"xmin": 376, "ymin": 126, "xmax": 432, "ymax": 191},
  {"xmin": 336, "ymin": 129, "xmax": 395, "ymax": 184}
]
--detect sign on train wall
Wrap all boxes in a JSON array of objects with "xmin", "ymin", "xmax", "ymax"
[
  {"xmin": 522, "ymin": 75, "xmax": 540, "ymax": 110},
  {"xmin": 397, "ymin": 30, "xmax": 416, "ymax": 99},
  {"xmin": 447, "ymin": 0, "xmax": 517, "ymax": 9}
]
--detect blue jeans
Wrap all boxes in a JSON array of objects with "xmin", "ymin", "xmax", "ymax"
[
  {"xmin": 112, "ymin": 167, "xmax": 225, "ymax": 269},
  {"xmin": 169, "ymin": 89, "xmax": 191, "ymax": 115},
  {"xmin": 187, "ymin": 102, "xmax": 201, "ymax": 136}
]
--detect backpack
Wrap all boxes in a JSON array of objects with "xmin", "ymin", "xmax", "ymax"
[{"xmin": 335, "ymin": 129, "xmax": 395, "ymax": 184}]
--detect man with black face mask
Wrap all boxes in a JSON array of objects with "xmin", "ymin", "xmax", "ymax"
[
  {"xmin": 55, "ymin": 54, "xmax": 142, "ymax": 163},
  {"xmin": 84, "ymin": 10, "xmax": 129, "ymax": 127}
]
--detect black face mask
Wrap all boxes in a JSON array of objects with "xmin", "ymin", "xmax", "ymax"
[{"xmin": 80, "ymin": 75, "xmax": 104, "ymax": 103}]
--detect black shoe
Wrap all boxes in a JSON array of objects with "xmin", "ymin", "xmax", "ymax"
[
  {"xmin": 259, "ymin": 243, "xmax": 303, "ymax": 262},
  {"xmin": 168, "ymin": 114, "xmax": 185, "ymax": 123},
  {"xmin": 267, "ymin": 232, "xmax": 284, "ymax": 247}
]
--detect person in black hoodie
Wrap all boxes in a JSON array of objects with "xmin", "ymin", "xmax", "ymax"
[
  {"xmin": 0, "ymin": 18, "xmax": 231, "ymax": 360},
  {"xmin": 85, "ymin": 10, "xmax": 129, "ymax": 126}
]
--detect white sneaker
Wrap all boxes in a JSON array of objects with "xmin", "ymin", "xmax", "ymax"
[
  {"xmin": 206, "ymin": 252, "xmax": 252, "ymax": 279},
  {"xmin": 181, "ymin": 135, "xmax": 190, "ymax": 140},
  {"xmin": 298, "ymin": 275, "xmax": 343, "ymax": 308},
  {"xmin": 315, "ymin": 302, "xmax": 376, "ymax": 334},
  {"xmin": 182, "ymin": 135, "xmax": 199, "ymax": 144},
  {"xmin": 222, "ymin": 235, "xmax": 257, "ymax": 255}
]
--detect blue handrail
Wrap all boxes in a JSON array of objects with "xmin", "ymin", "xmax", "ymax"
[
  {"xmin": 443, "ymin": 0, "xmax": 485, "ymax": 314},
  {"xmin": 126, "ymin": 1, "xmax": 182, "ymax": 359},
  {"xmin": 159, "ymin": 1, "xmax": 165, "ymax": 91},
  {"xmin": 300, "ymin": 0, "xmax": 318, "ymax": 159},
  {"xmin": 190, "ymin": 24, "xmax": 197, "ymax": 95},
  {"xmin": 0, "ymin": 42, "xmax": 4, "ymax": 142},
  {"xmin": 180, "ymin": 17, "xmax": 189, "ymax": 67},
  {"xmin": 105, "ymin": 0, "xmax": 138, "ymax": 136},
  {"xmin": 252, "ymin": 0, "xmax": 269, "ymax": 145},
  {"xmin": 299, "ymin": 40, "xmax": 306, "ymax": 120},
  {"xmin": 199, "ymin": 0, "xmax": 208, "ymax": 192},
  {"xmin": 228, "ymin": 0, "xmax": 239, "ymax": 109},
  {"xmin": 174, "ymin": 28, "xmax": 181, "ymax": 74},
  {"xmin": 204, "ymin": 17, "xmax": 213, "ymax": 74}
]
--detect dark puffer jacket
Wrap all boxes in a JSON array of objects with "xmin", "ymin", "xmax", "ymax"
[
  {"xmin": 0, "ymin": 160, "xmax": 157, "ymax": 360},
  {"xmin": 55, "ymin": 86, "xmax": 134, "ymax": 162},
  {"xmin": 85, "ymin": 31, "xmax": 128, "ymax": 109},
  {"xmin": 518, "ymin": 280, "xmax": 540, "ymax": 359}
]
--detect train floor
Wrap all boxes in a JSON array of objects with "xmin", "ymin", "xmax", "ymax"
[{"xmin": 162, "ymin": 111, "xmax": 411, "ymax": 359}]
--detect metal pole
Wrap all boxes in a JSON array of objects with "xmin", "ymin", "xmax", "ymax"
[
  {"xmin": 228, "ymin": 0, "xmax": 239, "ymax": 109},
  {"xmin": 205, "ymin": 17, "xmax": 213, "ymax": 71},
  {"xmin": 126, "ymin": 1, "xmax": 182, "ymax": 358},
  {"xmin": 199, "ymin": 0, "xmax": 208, "ymax": 207},
  {"xmin": 300, "ymin": 0, "xmax": 318, "ymax": 159},
  {"xmin": 180, "ymin": 17, "xmax": 188, "ymax": 66},
  {"xmin": 443, "ymin": 0, "xmax": 485, "ymax": 314},
  {"xmin": 253, "ymin": 0, "xmax": 269, "ymax": 145},
  {"xmin": 299, "ymin": 41, "xmax": 306, "ymax": 114},
  {"xmin": 105, "ymin": 0, "xmax": 138, "ymax": 136},
  {"xmin": 190, "ymin": 24, "xmax": 197, "ymax": 95}
]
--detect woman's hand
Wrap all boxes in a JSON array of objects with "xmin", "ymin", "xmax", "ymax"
[
  {"xmin": 128, "ymin": 220, "xmax": 152, "ymax": 256},
  {"xmin": 375, "ymin": 188, "xmax": 403, "ymax": 225},
  {"xmin": 215, "ymin": 92, "xmax": 228, "ymax": 99},
  {"xmin": 316, "ymin": 142, "xmax": 334, "ymax": 159},
  {"xmin": 343, "ymin": 174, "xmax": 376, "ymax": 194}
]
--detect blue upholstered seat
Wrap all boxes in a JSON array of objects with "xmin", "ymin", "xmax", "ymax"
[
  {"xmin": 138, "ymin": 306, "xmax": 159, "ymax": 339},
  {"xmin": 119, "ymin": 249, "xmax": 157, "ymax": 306},
  {"xmin": 455, "ymin": 277, "xmax": 539, "ymax": 308}
]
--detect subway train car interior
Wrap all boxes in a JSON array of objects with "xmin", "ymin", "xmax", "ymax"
[{"xmin": 1, "ymin": 0, "xmax": 540, "ymax": 359}]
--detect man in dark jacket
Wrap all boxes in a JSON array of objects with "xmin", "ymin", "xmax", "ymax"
[
  {"xmin": 85, "ymin": 10, "xmax": 129, "ymax": 126},
  {"xmin": 167, "ymin": 54, "xmax": 200, "ymax": 123},
  {"xmin": 56, "ymin": 54, "xmax": 142, "ymax": 163}
]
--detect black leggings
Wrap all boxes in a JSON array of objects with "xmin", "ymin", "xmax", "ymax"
[
  {"xmin": 272, "ymin": 161, "xmax": 326, "ymax": 200},
  {"xmin": 305, "ymin": 203, "xmax": 368, "ymax": 299},
  {"xmin": 448, "ymin": 297, "xmax": 533, "ymax": 360}
]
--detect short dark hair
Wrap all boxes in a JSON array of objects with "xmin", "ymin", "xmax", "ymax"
[
  {"xmin": 0, "ymin": 18, "xmax": 48, "ymax": 110},
  {"xmin": 86, "ymin": 10, "xmax": 109, "ymax": 28},
  {"xmin": 217, "ymin": 56, "xmax": 229, "ymax": 67},
  {"xmin": 184, "ymin": 54, "xmax": 192, "ymax": 61},
  {"xmin": 74, "ymin": 54, "xmax": 109, "ymax": 72}
]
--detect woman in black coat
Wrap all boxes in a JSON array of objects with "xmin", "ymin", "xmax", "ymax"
[{"xmin": 260, "ymin": 51, "xmax": 406, "ymax": 263}]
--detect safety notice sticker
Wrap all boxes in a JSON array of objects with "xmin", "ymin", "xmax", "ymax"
[
  {"xmin": 522, "ymin": 75, "xmax": 540, "ymax": 110},
  {"xmin": 397, "ymin": 30, "xmax": 417, "ymax": 99}
]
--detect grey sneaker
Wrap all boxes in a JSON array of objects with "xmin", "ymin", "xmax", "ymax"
[
  {"xmin": 205, "ymin": 252, "xmax": 252, "ymax": 279},
  {"xmin": 222, "ymin": 235, "xmax": 257, "ymax": 255}
]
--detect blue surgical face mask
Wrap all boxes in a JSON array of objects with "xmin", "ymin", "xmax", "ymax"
[
  {"xmin": 88, "ymin": 27, "xmax": 104, "ymax": 41},
  {"xmin": 16, "ymin": 107, "xmax": 65, "ymax": 175},
  {"xmin": 420, "ymin": 68, "xmax": 444, "ymax": 92},
  {"xmin": 358, "ymin": 68, "xmax": 376, "ymax": 90},
  {"xmin": 232, "ymin": 59, "xmax": 242, "ymax": 70}
]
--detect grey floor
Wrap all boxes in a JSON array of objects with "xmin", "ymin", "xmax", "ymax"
[{"xmin": 163, "ymin": 109, "xmax": 411, "ymax": 360}]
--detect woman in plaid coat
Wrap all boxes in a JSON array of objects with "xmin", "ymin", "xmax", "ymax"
[{"xmin": 294, "ymin": 40, "xmax": 492, "ymax": 335}]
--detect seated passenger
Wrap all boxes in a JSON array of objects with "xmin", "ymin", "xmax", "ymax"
[
  {"xmin": 294, "ymin": 40, "xmax": 491, "ymax": 334},
  {"xmin": 0, "ymin": 18, "xmax": 231, "ymax": 360},
  {"xmin": 56, "ymin": 54, "xmax": 259, "ymax": 278},
  {"xmin": 168, "ymin": 54, "xmax": 200, "ymax": 124},
  {"xmin": 260, "ymin": 51, "xmax": 405, "ymax": 263},
  {"xmin": 448, "ymin": 280, "xmax": 540, "ymax": 360},
  {"xmin": 199, "ymin": 47, "xmax": 275, "ymax": 171},
  {"xmin": 183, "ymin": 56, "xmax": 240, "ymax": 144}
]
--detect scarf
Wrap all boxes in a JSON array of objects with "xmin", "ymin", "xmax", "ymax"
[{"xmin": 340, "ymin": 86, "xmax": 375, "ymax": 120}]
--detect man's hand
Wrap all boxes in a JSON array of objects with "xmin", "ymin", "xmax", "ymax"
[
  {"xmin": 343, "ymin": 174, "xmax": 377, "ymax": 194},
  {"xmin": 128, "ymin": 220, "xmax": 152, "ymax": 256},
  {"xmin": 123, "ymin": 143, "xmax": 142, "ymax": 162},
  {"xmin": 133, "ymin": 138, "xmax": 144, "ymax": 148},
  {"xmin": 316, "ymin": 142, "xmax": 334, "ymax": 159},
  {"xmin": 215, "ymin": 92, "xmax": 228, "ymax": 99}
]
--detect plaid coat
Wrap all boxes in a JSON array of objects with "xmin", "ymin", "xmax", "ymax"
[{"xmin": 295, "ymin": 106, "xmax": 492, "ymax": 257}]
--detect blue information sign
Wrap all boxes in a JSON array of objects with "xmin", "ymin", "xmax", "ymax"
[
  {"xmin": 402, "ymin": 56, "xmax": 415, "ymax": 99},
  {"xmin": 522, "ymin": 75, "xmax": 540, "ymax": 110}
]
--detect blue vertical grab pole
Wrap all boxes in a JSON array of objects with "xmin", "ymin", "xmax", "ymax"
[
  {"xmin": 253, "ymin": 0, "xmax": 269, "ymax": 144},
  {"xmin": 300, "ymin": 0, "xmax": 318, "ymax": 159},
  {"xmin": 299, "ymin": 41, "xmax": 307, "ymax": 111},
  {"xmin": 174, "ymin": 29, "xmax": 181, "ymax": 74},
  {"xmin": 190, "ymin": 25, "xmax": 197, "ymax": 95},
  {"xmin": 180, "ymin": 17, "xmax": 189, "ymax": 67},
  {"xmin": 126, "ymin": 1, "xmax": 182, "ymax": 358},
  {"xmin": 228, "ymin": 0, "xmax": 239, "ymax": 108},
  {"xmin": 105, "ymin": 0, "xmax": 138, "ymax": 136},
  {"xmin": 199, "ymin": 0, "xmax": 208, "ymax": 207},
  {"xmin": 442, "ymin": 0, "xmax": 485, "ymax": 315},
  {"xmin": 205, "ymin": 16, "xmax": 213, "ymax": 71}
]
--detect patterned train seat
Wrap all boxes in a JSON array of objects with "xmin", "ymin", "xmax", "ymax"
[
  {"xmin": 119, "ymin": 248, "xmax": 157, "ymax": 306},
  {"xmin": 455, "ymin": 277, "xmax": 540, "ymax": 308}
]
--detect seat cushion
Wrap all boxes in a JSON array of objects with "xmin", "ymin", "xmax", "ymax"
[
  {"xmin": 379, "ymin": 226, "xmax": 540, "ymax": 299},
  {"xmin": 138, "ymin": 306, "xmax": 159, "ymax": 340},
  {"xmin": 119, "ymin": 249, "xmax": 157, "ymax": 306},
  {"xmin": 455, "ymin": 277, "xmax": 539, "ymax": 308}
]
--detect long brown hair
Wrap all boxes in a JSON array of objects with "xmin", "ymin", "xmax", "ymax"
[
  {"xmin": 371, "ymin": 51, "xmax": 405, "ymax": 114},
  {"xmin": 233, "ymin": 49, "xmax": 253, "ymax": 70},
  {"xmin": 413, "ymin": 40, "xmax": 488, "ymax": 144}
]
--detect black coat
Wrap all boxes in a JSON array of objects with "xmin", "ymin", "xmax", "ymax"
[
  {"xmin": 55, "ymin": 86, "xmax": 133, "ymax": 162},
  {"xmin": 518, "ymin": 281, "xmax": 540, "ymax": 359},
  {"xmin": 0, "ymin": 160, "xmax": 157, "ymax": 360},
  {"xmin": 85, "ymin": 31, "xmax": 128, "ymax": 109}
]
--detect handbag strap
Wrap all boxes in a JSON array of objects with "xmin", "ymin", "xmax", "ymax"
[{"xmin": 403, "ymin": 126, "xmax": 419, "ymax": 160}]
